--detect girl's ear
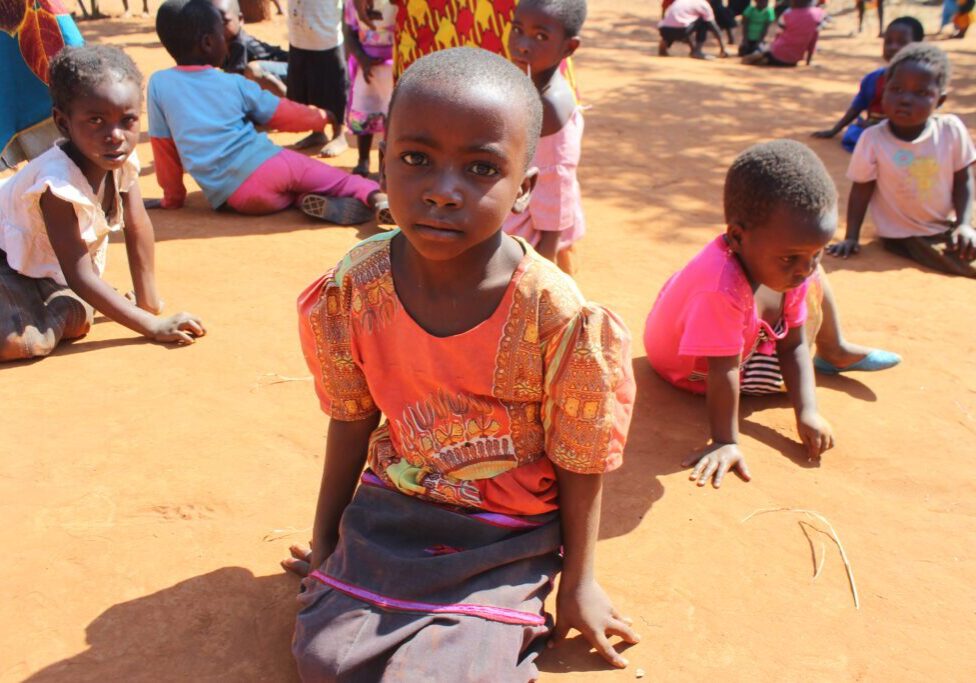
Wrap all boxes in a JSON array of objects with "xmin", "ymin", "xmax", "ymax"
[
  {"xmin": 937, "ymin": 92, "xmax": 948, "ymax": 109},
  {"xmin": 562, "ymin": 36, "xmax": 581, "ymax": 60},
  {"xmin": 378, "ymin": 140, "xmax": 387, "ymax": 192},
  {"xmin": 511, "ymin": 167, "xmax": 539, "ymax": 214},
  {"xmin": 726, "ymin": 222, "xmax": 745, "ymax": 251},
  {"xmin": 52, "ymin": 107, "xmax": 70, "ymax": 138}
]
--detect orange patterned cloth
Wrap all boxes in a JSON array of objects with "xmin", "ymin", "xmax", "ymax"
[{"xmin": 298, "ymin": 232, "xmax": 634, "ymax": 516}]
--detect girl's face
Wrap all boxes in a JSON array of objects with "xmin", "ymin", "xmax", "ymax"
[
  {"xmin": 381, "ymin": 85, "xmax": 536, "ymax": 263},
  {"xmin": 508, "ymin": 6, "xmax": 578, "ymax": 78},
  {"xmin": 882, "ymin": 61, "xmax": 945, "ymax": 139},
  {"xmin": 53, "ymin": 77, "xmax": 142, "ymax": 182},
  {"xmin": 882, "ymin": 24, "xmax": 914, "ymax": 62},
  {"xmin": 728, "ymin": 205, "xmax": 834, "ymax": 293}
]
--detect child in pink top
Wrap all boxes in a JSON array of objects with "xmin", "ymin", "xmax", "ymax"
[
  {"xmin": 644, "ymin": 141, "xmax": 899, "ymax": 488},
  {"xmin": 742, "ymin": 0, "xmax": 825, "ymax": 66},
  {"xmin": 504, "ymin": 0, "xmax": 587, "ymax": 275}
]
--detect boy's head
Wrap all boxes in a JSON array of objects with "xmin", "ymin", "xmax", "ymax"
[
  {"xmin": 724, "ymin": 140, "xmax": 836, "ymax": 292},
  {"xmin": 755, "ymin": 0, "xmax": 769, "ymax": 10},
  {"xmin": 509, "ymin": 0, "xmax": 585, "ymax": 77},
  {"xmin": 882, "ymin": 17, "xmax": 923, "ymax": 62},
  {"xmin": 383, "ymin": 48, "xmax": 543, "ymax": 261},
  {"xmin": 211, "ymin": 0, "xmax": 243, "ymax": 42},
  {"xmin": 156, "ymin": 0, "xmax": 227, "ymax": 66},
  {"xmin": 883, "ymin": 43, "xmax": 949, "ymax": 133}
]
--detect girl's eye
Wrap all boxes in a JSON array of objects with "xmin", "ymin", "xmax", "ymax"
[
  {"xmin": 401, "ymin": 152, "xmax": 427, "ymax": 166},
  {"xmin": 535, "ymin": 33, "xmax": 547, "ymax": 41},
  {"xmin": 89, "ymin": 117, "xmax": 103, "ymax": 125},
  {"xmin": 511, "ymin": 25, "xmax": 522, "ymax": 35},
  {"xmin": 779, "ymin": 255, "xmax": 796, "ymax": 264},
  {"xmin": 469, "ymin": 162, "xmax": 498, "ymax": 177}
]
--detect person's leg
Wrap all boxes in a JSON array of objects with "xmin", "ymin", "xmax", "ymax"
[
  {"xmin": 691, "ymin": 20, "xmax": 709, "ymax": 56},
  {"xmin": 225, "ymin": 152, "xmax": 297, "ymax": 215},
  {"xmin": 658, "ymin": 27, "xmax": 678, "ymax": 55},
  {"xmin": 942, "ymin": 0, "xmax": 957, "ymax": 29},
  {"xmin": 877, "ymin": 0, "xmax": 885, "ymax": 37},
  {"xmin": 841, "ymin": 122, "xmax": 865, "ymax": 153},
  {"xmin": 315, "ymin": 46, "xmax": 350, "ymax": 158},
  {"xmin": 882, "ymin": 235, "xmax": 976, "ymax": 278},
  {"xmin": 808, "ymin": 266, "xmax": 900, "ymax": 371},
  {"xmin": 856, "ymin": 0, "xmax": 865, "ymax": 33},
  {"xmin": 354, "ymin": 134, "xmax": 373, "ymax": 177},
  {"xmin": 288, "ymin": 48, "xmax": 328, "ymax": 151}
]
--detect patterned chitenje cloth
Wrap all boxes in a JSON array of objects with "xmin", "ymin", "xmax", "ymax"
[
  {"xmin": 1, "ymin": 0, "xmax": 83, "ymax": 159},
  {"xmin": 293, "ymin": 477, "xmax": 561, "ymax": 680},
  {"xmin": 393, "ymin": 0, "xmax": 516, "ymax": 78}
]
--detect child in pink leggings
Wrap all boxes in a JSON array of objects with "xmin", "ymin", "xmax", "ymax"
[{"xmin": 149, "ymin": 0, "xmax": 389, "ymax": 225}]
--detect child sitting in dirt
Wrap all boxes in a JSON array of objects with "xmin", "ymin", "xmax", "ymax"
[
  {"xmin": 211, "ymin": 0, "xmax": 289, "ymax": 97},
  {"xmin": 658, "ymin": 0, "xmax": 729, "ymax": 60},
  {"xmin": 504, "ymin": 0, "xmax": 586, "ymax": 275},
  {"xmin": 644, "ymin": 140, "xmax": 900, "ymax": 488},
  {"xmin": 830, "ymin": 44, "xmax": 976, "ymax": 277},
  {"xmin": 148, "ymin": 0, "xmax": 388, "ymax": 225},
  {"xmin": 282, "ymin": 47, "xmax": 640, "ymax": 679},
  {"xmin": 741, "ymin": 0, "xmax": 824, "ymax": 67},
  {"xmin": 739, "ymin": 0, "xmax": 775, "ymax": 56},
  {"xmin": 812, "ymin": 17, "xmax": 922, "ymax": 152},
  {"xmin": 0, "ymin": 46, "xmax": 205, "ymax": 362}
]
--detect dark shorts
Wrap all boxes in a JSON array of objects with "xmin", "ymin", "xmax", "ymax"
[
  {"xmin": 659, "ymin": 20, "xmax": 708, "ymax": 46},
  {"xmin": 287, "ymin": 45, "xmax": 348, "ymax": 124}
]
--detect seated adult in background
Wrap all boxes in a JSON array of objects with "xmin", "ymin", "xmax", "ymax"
[
  {"xmin": 658, "ymin": 0, "xmax": 728, "ymax": 60},
  {"xmin": 212, "ymin": 0, "xmax": 288, "ymax": 96}
]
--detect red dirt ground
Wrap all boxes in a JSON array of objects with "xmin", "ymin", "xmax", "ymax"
[{"xmin": 2, "ymin": 1, "xmax": 974, "ymax": 680}]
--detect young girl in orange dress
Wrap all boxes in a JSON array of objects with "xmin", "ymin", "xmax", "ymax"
[{"xmin": 286, "ymin": 47, "xmax": 640, "ymax": 680}]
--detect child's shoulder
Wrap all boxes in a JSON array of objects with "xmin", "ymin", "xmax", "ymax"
[
  {"xmin": 540, "ymin": 76, "xmax": 578, "ymax": 137},
  {"xmin": 331, "ymin": 230, "xmax": 396, "ymax": 288},
  {"xmin": 514, "ymin": 241, "xmax": 590, "ymax": 336}
]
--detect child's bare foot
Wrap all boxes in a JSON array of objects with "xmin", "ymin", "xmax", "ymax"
[
  {"xmin": 291, "ymin": 131, "xmax": 327, "ymax": 151},
  {"xmin": 373, "ymin": 195, "xmax": 395, "ymax": 228},
  {"xmin": 352, "ymin": 159, "xmax": 371, "ymax": 177},
  {"xmin": 281, "ymin": 544, "xmax": 312, "ymax": 577},
  {"xmin": 320, "ymin": 135, "xmax": 349, "ymax": 158},
  {"xmin": 690, "ymin": 50, "xmax": 713, "ymax": 60}
]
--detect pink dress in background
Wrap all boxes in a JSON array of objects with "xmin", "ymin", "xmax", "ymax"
[{"xmin": 503, "ymin": 107, "xmax": 586, "ymax": 258}]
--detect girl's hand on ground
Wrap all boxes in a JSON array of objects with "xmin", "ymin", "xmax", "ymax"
[
  {"xmin": 552, "ymin": 578, "xmax": 639, "ymax": 669},
  {"xmin": 796, "ymin": 410, "xmax": 834, "ymax": 460},
  {"xmin": 150, "ymin": 313, "xmax": 205, "ymax": 344},
  {"xmin": 811, "ymin": 129, "xmax": 837, "ymax": 139},
  {"xmin": 682, "ymin": 443, "xmax": 751, "ymax": 488},
  {"xmin": 281, "ymin": 544, "xmax": 314, "ymax": 577},
  {"xmin": 948, "ymin": 224, "xmax": 976, "ymax": 261},
  {"xmin": 826, "ymin": 239, "xmax": 860, "ymax": 258}
]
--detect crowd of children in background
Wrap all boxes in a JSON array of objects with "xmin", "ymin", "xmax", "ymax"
[{"xmin": 2, "ymin": 0, "xmax": 975, "ymax": 679}]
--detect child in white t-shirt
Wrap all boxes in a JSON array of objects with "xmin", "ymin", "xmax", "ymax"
[
  {"xmin": 831, "ymin": 43, "xmax": 976, "ymax": 277},
  {"xmin": 287, "ymin": 0, "xmax": 349, "ymax": 155}
]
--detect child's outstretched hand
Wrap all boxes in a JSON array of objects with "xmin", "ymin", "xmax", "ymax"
[
  {"xmin": 948, "ymin": 223, "xmax": 976, "ymax": 261},
  {"xmin": 797, "ymin": 410, "xmax": 834, "ymax": 461},
  {"xmin": 150, "ymin": 313, "xmax": 206, "ymax": 345},
  {"xmin": 552, "ymin": 577, "xmax": 639, "ymax": 669},
  {"xmin": 827, "ymin": 239, "xmax": 860, "ymax": 258},
  {"xmin": 682, "ymin": 443, "xmax": 751, "ymax": 488},
  {"xmin": 811, "ymin": 128, "xmax": 838, "ymax": 139}
]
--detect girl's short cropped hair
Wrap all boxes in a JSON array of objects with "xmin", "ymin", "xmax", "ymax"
[
  {"xmin": 156, "ymin": 0, "xmax": 221, "ymax": 62},
  {"xmin": 519, "ymin": 0, "xmax": 588, "ymax": 37},
  {"xmin": 887, "ymin": 16, "xmax": 925, "ymax": 43},
  {"xmin": 49, "ymin": 45, "xmax": 143, "ymax": 113},
  {"xmin": 887, "ymin": 43, "xmax": 951, "ymax": 93},
  {"xmin": 724, "ymin": 140, "xmax": 837, "ymax": 227},
  {"xmin": 387, "ymin": 47, "xmax": 543, "ymax": 168}
]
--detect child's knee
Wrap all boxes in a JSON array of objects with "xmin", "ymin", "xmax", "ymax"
[{"xmin": 0, "ymin": 327, "xmax": 57, "ymax": 361}]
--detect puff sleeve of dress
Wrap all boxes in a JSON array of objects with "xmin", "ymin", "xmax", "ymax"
[
  {"xmin": 541, "ymin": 303, "xmax": 635, "ymax": 474},
  {"xmin": 297, "ymin": 270, "xmax": 378, "ymax": 421}
]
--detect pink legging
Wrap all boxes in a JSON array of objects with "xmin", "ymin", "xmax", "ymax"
[{"xmin": 226, "ymin": 148, "xmax": 379, "ymax": 215}]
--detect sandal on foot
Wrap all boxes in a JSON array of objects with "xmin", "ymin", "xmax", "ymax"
[
  {"xmin": 300, "ymin": 194, "xmax": 374, "ymax": 225},
  {"xmin": 813, "ymin": 350, "xmax": 902, "ymax": 375}
]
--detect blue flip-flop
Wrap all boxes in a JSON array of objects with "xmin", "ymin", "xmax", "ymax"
[{"xmin": 813, "ymin": 350, "xmax": 902, "ymax": 375}]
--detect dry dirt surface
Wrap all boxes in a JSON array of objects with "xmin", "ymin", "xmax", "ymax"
[{"xmin": 2, "ymin": 1, "xmax": 975, "ymax": 681}]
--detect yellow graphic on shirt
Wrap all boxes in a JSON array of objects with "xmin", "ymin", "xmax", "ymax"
[{"xmin": 892, "ymin": 149, "xmax": 940, "ymax": 201}]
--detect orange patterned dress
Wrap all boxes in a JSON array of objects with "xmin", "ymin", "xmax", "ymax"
[{"xmin": 298, "ymin": 232, "xmax": 634, "ymax": 516}]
